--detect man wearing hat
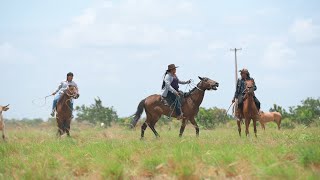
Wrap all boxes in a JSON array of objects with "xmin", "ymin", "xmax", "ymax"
[
  {"xmin": 50, "ymin": 72, "xmax": 79, "ymax": 117},
  {"xmin": 232, "ymin": 68, "xmax": 261, "ymax": 116},
  {"xmin": 161, "ymin": 64, "xmax": 191, "ymax": 119}
]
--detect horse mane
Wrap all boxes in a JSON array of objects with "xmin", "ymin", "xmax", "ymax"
[{"xmin": 184, "ymin": 85, "xmax": 199, "ymax": 98}]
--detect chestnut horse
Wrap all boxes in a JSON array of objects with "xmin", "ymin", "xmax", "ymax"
[
  {"xmin": 56, "ymin": 86, "xmax": 79, "ymax": 136},
  {"xmin": 259, "ymin": 111, "xmax": 282, "ymax": 130},
  {"xmin": 131, "ymin": 77, "xmax": 219, "ymax": 139},
  {"xmin": 236, "ymin": 79, "xmax": 259, "ymax": 137}
]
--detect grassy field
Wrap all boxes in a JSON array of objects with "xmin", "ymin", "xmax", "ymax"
[{"xmin": 0, "ymin": 121, "xmax": 320, "ymax": 179}]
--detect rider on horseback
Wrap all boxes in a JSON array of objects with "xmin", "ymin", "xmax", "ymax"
[
  {"xmin": 161, "ymin": 64, "xmax": 191, "ymax": 119},
  {"xmin": 232, "ymin": 68, "xmax": 261, "ymax": 117},
  {"xmin": 51, "ymin": 72, "xmax": 78, "ymax": 117}
]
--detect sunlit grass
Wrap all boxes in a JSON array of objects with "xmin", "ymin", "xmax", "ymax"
[{"xmin": 0, "ymin": 122, "xmax": 319, "ymax": 179}]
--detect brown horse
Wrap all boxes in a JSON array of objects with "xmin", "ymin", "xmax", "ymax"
[
  {"xmin": 236, "ymin": 79, "xmax": 259, "ymax": 137},
  {"xmin": 56, "ymin": 86, "xmax": 79, "ymax": 136},
  {"xmin": 259, "ymin": 111, "xmax": 282, "ymax": 130},
  {"xmin": 131, "ymin": 77, "xmax": 219, "ymax": 139}
]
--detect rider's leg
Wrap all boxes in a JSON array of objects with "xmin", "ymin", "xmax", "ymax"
[
  {"xmin": 254, "ymin": 96, "xmax": 261, "ymax": 111},
  {"xmin": 51, "ymin": 94, "xmax": 61, "ymax": 117}
]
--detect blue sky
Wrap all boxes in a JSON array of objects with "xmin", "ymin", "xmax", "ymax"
[{"xmin": 1, "ymin": 0, "xmax": 319, "ymax": 119}]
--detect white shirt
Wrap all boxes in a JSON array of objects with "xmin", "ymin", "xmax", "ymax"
[{"xmin": 54, "ymin": 80, "xmax": 78, "ymax": 95}]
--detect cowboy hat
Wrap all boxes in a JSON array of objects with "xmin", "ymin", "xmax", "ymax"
[
  {"xmin": 239, "ymin": 68, "xmax": 249, "ymax": 74},
  {"xmin": 167, "ymin": 64, "xmax": 179, "ymax": 71}
]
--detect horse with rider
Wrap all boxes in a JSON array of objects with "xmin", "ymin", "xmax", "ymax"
[
  {"xmin": 233, "ymin": 68, "xmax": 261, "ymax": 137},
  {"xmin": 131, "ymin": 64, "xmax": 219, "ymax": 139}
]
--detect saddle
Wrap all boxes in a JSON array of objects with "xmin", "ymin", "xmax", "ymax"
[{"xmin": 161, "ymin": 91, "xmax": 186, "ymax": 107}]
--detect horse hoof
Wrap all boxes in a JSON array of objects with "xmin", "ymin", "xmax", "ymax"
[{"xmin": 140, "ymin": 137, "xmax": 144, "ymax": 141}]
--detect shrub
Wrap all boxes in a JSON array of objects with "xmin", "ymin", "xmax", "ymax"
[{"xmin": 281, "ymin": 118, "xmax": 295, "ymax": 129}]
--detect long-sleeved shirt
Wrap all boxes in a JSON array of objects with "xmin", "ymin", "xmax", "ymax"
[
  {"xmin": 234, "ymin": 77, "xmax": 257, "ymax": 99},
  {"xmin": 54, "ymin": 80, "xmax": 78, "ymax": 95},
  {"xmin": 161, "ymin": 73, "xmax": 188, "ymax": 97}
]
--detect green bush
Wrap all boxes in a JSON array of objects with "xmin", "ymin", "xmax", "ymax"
[
  {"xmin": 76, "ymin": 97, "xmax": 118, "ymax": 127},
  {"xmin": 281, "ymin": 118, "xmax": 295, "ymax": 129}
]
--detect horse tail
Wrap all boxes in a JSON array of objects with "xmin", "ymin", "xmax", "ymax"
[{"xmin": 130, "ymin": 99, "xmax": 146, "ymax": 128}]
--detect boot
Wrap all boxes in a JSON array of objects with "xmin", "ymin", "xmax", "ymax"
[
  {"xmin": 177, "ymin": 114, "xmax": 184, "ymax": 120},
  {"xmin": 50, "ymin": 109, "xmax": 55, "ymax": 117}
]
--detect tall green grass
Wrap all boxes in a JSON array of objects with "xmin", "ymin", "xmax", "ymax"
[{"xmin": 0, "ymin": 122, "xmax": 319, "ymax": 179}]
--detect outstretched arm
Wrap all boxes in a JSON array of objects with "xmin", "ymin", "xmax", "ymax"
[
  {"xmin": 52, "ymin": 82, "xmax": 63, "ymax": 95},
  {"xmin": 178, "ymin": 79, "xmax": 191, "ymax": 85}
]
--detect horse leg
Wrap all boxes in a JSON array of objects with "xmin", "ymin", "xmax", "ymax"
[
  {"xmin": 237, "ymin": 120, "xmax": 241, "ymax": 137},
  {"xmin": 261, "ymin": 123, "xmax": 265, "ymax": 130},
  {"xmin": 2, "ymin": 129, "xmax": 5, "ymax": 141},
  {"xmin": 56, "ymin": 118, "xmax": 64, "ymax": 136},
  {"xmin": 189, "ymin": 118, "xmax": 199, "ymax": 137},
  {"xmin": 253, "ymin": 120, "xmax": 257, "ymax": 138},
  {"xmin": 245, "ymin": 119, "xmax": 250, "ymax": 137},
  {"xmin": 277, "ymin": 119, "xmax": 281, "ymax": 130},
  {"xmin": 141, "ymin": 122, "xmax": 147, "ymax": 140},
  {"xmin": 65, "ymin": 118, "xmax": 71, "ymax": 137},
  {"xmin": 179, "ymin": 119, "xmax": 187, "ymax": 137},
  {"xmin": 149, "ymin": 121, "xmax": 160, "ymax": 138}
]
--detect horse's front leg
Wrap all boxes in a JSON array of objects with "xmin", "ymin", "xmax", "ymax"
[
  {"xmin": 179, "ymin": 119, "xmax": 187, "ymax": 137},
  {"xmin": 56, "ymin": 117, "xmax": 64, "ymax": 137},
  {"xmin": 253, "ymin": 120, "xmax": 257, "ymax": 138},
  {"xmin": 189, "ymin": 118, "xmax": 199, "ymax": 137},
  {"xmin": 237, "ymin": 120, "xmax": 241, "ymax": 137},
  {"xmin": 245, "ymin": 118, "xmax": 250, "ymax": 137}
]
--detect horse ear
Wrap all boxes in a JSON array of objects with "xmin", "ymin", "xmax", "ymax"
[{"xmin": 198, "ymin": 76, "xmax": 203, "ymax": 81}]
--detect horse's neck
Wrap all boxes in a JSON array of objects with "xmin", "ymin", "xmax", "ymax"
[
  {"xmin": 244, "ymin": 95, "xmax": 257, "ymax": 111},
  {"xmin": 189, "ymin": 88, "xmax": 205, "ymax": 106},
  {"xmin": 58, "ymin": 94, "xmax": 69, "ymax": 107}
]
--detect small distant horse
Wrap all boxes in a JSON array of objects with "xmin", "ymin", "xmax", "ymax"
[
  {"xmin": 236, "ymin": 79, "xmax": 259, "ymax": 137},
  {"xmin": 56, "ymin": 86, "xmax": 79, "ymax": 136},
  {"xmin": 259, "ymin": 111, "xmax": 282, "ymax": 130},
  {"xmin": 131, "ymin": 77, "xmax": 219, "ymax": 139},
  {"xmin": 0, "ymin": 104, "xmax": 9, "ymax": 140}
]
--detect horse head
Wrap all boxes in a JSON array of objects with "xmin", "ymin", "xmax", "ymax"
[
  {"xmin": 0, "ymin": 104, "xmax": 9, "ymax": 112},
  {"xmin": 245, "ymin": 79, "xmax": 255, "ymax": 95},
  {"xmin": 65, "ymin": 86, "xmax": 79, "ymax": 99},
  {"xmin": 198, "ymin": 76, "xmax": 219, "ymax": 91}
]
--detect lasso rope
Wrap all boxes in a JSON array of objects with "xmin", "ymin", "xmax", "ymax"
[{"xmin": 32, "ymin": 95, "xmax": 53, "ymax": 107}]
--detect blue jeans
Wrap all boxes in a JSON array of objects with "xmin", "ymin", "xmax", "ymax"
[
  {"xmin": 166, "ymin": 91, "xmax": 182, "ymax": 116},
  {"xmin": 52, "ymin": 94, "xmax": 73, "ymax": 111}
]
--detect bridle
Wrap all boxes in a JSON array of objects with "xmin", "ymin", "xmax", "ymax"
[{"xmin": 65, "ymin": 88, "xmax": 78, "ymax": 99}]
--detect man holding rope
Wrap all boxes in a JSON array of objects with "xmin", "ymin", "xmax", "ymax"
[{"xmin": 51, "ymin": 72, "xmax": 79, "ymax": 117}]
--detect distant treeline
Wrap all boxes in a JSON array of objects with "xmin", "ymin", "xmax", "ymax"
[{"xmin": 5, "ymin": 97, "xmax": 320, "ymax": 129}]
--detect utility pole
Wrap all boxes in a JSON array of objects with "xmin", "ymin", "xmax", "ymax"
[{"xmin": 230, "ymin": 48, "xmax": 242, "ymax": 89}]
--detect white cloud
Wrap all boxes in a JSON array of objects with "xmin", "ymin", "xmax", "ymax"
[
  {"xmin": 290, "ymin": 18, "xmax": 320, "ymax": 44},
  {"xmin": 54, "ymin": 0, "xmax": 195, "ymax": 48},
  {"xmin": 261, "ymin": 41, "xmax": 296, "ymax": 69},
  {"xmin": 0, "ymin": 42, "xmax": 34, "ymax": 64}
]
